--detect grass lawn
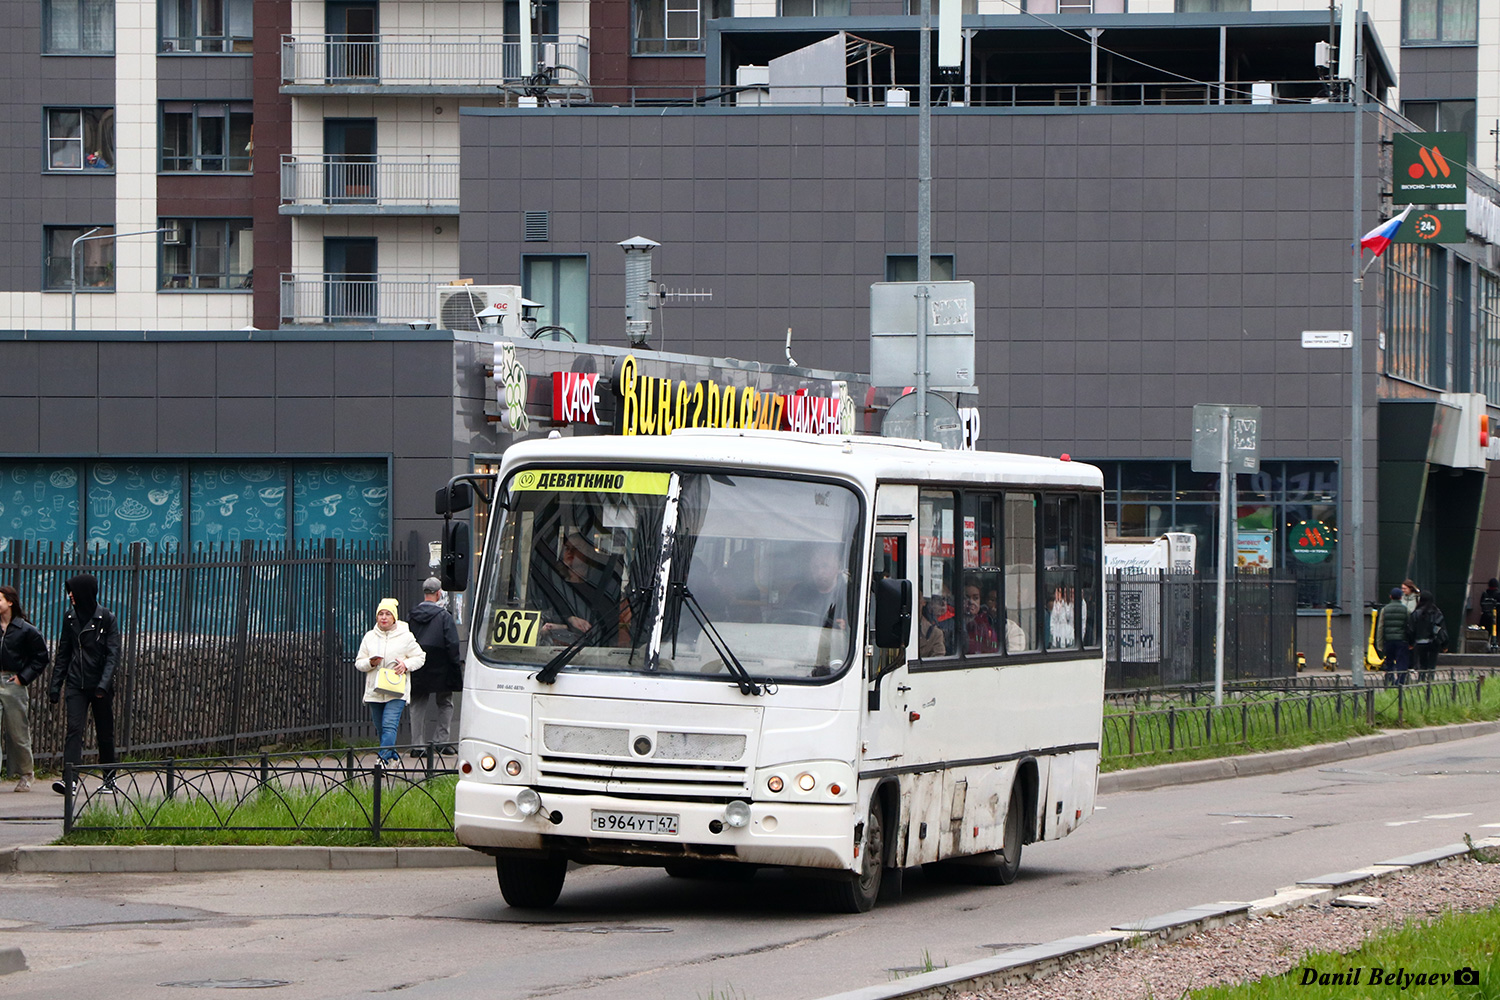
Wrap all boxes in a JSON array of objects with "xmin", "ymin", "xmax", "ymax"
[
  {"xmin": 1189, "ymin": 904, "xmax": 1500, "ymax": 999},
  {"xmin": 59, "ymin": 774, "xmax": 460, "ymax": 848}
]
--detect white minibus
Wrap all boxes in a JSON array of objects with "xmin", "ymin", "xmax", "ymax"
[{"xmin": 440, "ymin": 429, "xmax": 1104, "ymax": 912}]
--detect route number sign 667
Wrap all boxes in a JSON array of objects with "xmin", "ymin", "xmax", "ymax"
[{"xmin": 490, "ymin": 609, "xmax": 541, "ymax": 647}]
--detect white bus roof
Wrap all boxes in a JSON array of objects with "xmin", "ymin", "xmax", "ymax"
[{"xmin": 498, "ymin": 429, "xmax": 1102, "ymax": 490}]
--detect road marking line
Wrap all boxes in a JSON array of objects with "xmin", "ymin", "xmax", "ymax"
[
  {"xmin": 1423, "ymin": 812, "xmax": 1473, "ymax": 820},
  {"xmin": 1385, "ymin": 820, "xmax": 1422, "ymax": 826}
]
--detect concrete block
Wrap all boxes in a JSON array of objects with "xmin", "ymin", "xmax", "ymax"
[
  {"xmin": 173, "ymin": 846, "xmax": 332, "ymax": 871},
  {"xmin": 1248, "ymin": 885, "xmax": 1333, "ymax": 916},
  {"xmin": 0, "ymin": 947, "xmax": 27, "ymax": 975},
  {"xmin": 1297, "ymin": 871, "xmax": 1374, "ymax": 888},
  {"xmin": 0, "ymin": 848, "xmax": 15, "ymax": 874},
  {"xmin": 330, "ymin": 848, "xmax": 398, "ymax": 870},
  {"xmin": 1375, "ymin": 843, "xmax": 1470, "ymax": 868},
  {"xmin": 17, "ymin": 846, "xmax": 175, "ymax": 873},
  {"xmin": 396, "ymin": 847, "xmax": 491, "ymax": 868}
]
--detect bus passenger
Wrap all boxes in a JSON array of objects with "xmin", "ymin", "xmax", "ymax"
[{"xmin": 961, "ymin": 580, "xmax": 998, "ymax": 654}]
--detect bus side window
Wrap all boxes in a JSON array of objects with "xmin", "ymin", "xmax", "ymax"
[
  {"xmin": 918, "ymin": 490, "xmax": 958, "ymax": 660},
  {"xmin": 871, "ymin": 532, "xmax": 909, "ymax": 672},
  {"xmin": 1005, "ymin": 493, "xmax": 1039, "ymax": 651}
]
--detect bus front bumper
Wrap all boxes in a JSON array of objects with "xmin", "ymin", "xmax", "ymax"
[{"xmin": 454, "ymin": 780, "xmax": 855, "ymax": 870}]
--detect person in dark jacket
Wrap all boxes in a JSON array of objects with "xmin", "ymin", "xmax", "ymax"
[
  {"xmin": 1376, "ymin": 586, "xmax": 1411, "ymax": 686},
  {"xmin": 407, "ymin": 578, "xmax": 462, "ymax": 756},
  {"xmin": 48, "ymin": 574, "xmax": 121, "ymax": 795},
  {"xmin": 1406, "ymin": 590, "xmax": 1446, "ymax": 682},
  {"xmin": 1480, "ymin": 579, "xmax": 1500, "ymax": 647},
  {"xmin": 0, "ymin": 584, "xmax": 49, "ymax": 792}
]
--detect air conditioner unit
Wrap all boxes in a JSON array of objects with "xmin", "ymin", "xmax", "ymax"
[
  {"xmin": 162, "ymin": 220, "xmax": 186, "ymax": 245},
  {"xmin": 434, "ymin": 284, "xmax": 523, "ymax": 334}
]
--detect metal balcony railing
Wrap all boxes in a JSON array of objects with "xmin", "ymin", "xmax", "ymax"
[
  {"xmin": 280, "ymin": 33, "xmax": 588, "ymax": 89},
  {"xmin": 280, "ymin": 156, "xmax": 459, "ymax": 210},
  {"xmin": 280, "ymin": 274, "xmax": 436, "ymax": 325}
]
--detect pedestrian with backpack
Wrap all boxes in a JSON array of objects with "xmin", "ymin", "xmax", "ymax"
[{"xmin": 1407, "ymin": 590, "xmax": 1447, "ymax": 682}]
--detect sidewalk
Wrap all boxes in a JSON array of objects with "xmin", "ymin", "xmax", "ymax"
[{"xmin": 5, "ymin": 717, "xmax": 1500, "ymax": 874}]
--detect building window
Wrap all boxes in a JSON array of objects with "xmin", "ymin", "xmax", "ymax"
[
  {"xmin": 160, "ymin": 0, "xmax": 253, "ymax": 53},
  {"xmin": 44, "ymin": 0, "xmax": 113, "ymax": 53},
  {"xmin": 885, "ymin": 255, "xmax": 956, "ymax": 282},
  {"xmin": 1404, "ymin": 0, "xmax": 1477, "ymax": 44},
  {"xmin": 633, "ymin": 0, "xmax": 731, "ymax": 54},
  {"xmin": 161, "ymin": 102, "xmax": 252, "ymax": 172},
  {"xmin": 781, "ymin": 0, "xmax": 850, "ymax": 13},
  {"xmin": 1385, "ymin": 244, "xmax": 1446, "ymax": 387},
  {"xmin": 46, "ymin": 108, "xmax": 114, "ymax": 171},
  {"xmin": 522, "ymin": 254, "xmax": 588, "ymax": 342},
  {"xmin": 906, "ymin": 0, "xmax": 975, "ymax": 12},
  {"xmin": 44, "ymin": 226, "xmax": 113, "ymax": 290},
  {"xmin": 1095, "ymin": 460, "xmax": 1339, "ymax": 609},
  {"xmin": 1481, "ymin": 271, "xmax": 1500, "ymax": 402},
  {"xmin": 160, "ymin": 219, "xmax": 253, "ymax": 290},
  {"xmin": 1402, "ymin": 99, "xmax": 1477, "ymax": 150},
  {"xmin": 1175, "ymin": 0, "xmax": 1250, "ymax": 10}
]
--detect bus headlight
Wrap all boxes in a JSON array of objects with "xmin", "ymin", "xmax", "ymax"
[
  {"xmin": 479, "ymin": 755, "xmax": 497, "ymax": 772},
  {"xmin": 723, "ymin": 800, "xmax": 751, "ymax": 828},
  {"xmin": 505, "ymin": 759, "xmax": 522, "ymax": 776},
  {"xmin": 796, "ymin": 773, "xmax": 816, "ymax": 792},
  {"xmin": 516, "ymin": 788, "xmax": 543, "ymax": 817},
  {"xmin": 767, "ymin": 775, "xmax": 784, "ymax": 793}
]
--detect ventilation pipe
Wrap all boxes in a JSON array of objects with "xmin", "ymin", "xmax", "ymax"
[{"xmin": 619, "ymin": 236, "xmax": 660, "ymax": 347}]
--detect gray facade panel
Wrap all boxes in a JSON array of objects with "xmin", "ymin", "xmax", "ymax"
[
  {"xmin": 156, "ymin": 55, "xmax": 255, "ymax": 101},
  {"xmin": 218, "ymin": 397, "xmax": 277, "ymax": 451},
  {"xmin": 1398, "ymin": 45, "xmax": 1479, "ymax": 101},
  {"xmin": 99, "ymin": 397, "xmax": 159, "ymax": 452},
  {"xmin": 39, "ymin": 396, "xmax": 98, "ymax": 453},
  {"xmin": 159, "ymin": 343, "xmax": 217, "ymax": 395},
  {"xmin": 100, "ymin": 342, "xmax": 159, "ymax": 397},
  {"xmin": 157, "ymin": 398, "xmax": 217, "ymax": 452},
  {"xmin": 276, "ymin": 397, "xmax": 336, "ymax": 452}
]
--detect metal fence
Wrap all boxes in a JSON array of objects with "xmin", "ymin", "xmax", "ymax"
[
  {"xmin": 61, "ymin": 746, "xmax": 457, "ymax": 837},
  {"xmin": 280, "ymin": 34, "xmax": 589, "ymax": 88},
  {"xmin": 3, "ymin": 539, "xmax": 420, "ymax": 763},
  {"xmin": 1105, "ymin": 571, "xmax": 1298, "ymax": 690},
  {"xmin": 280, "ymin": 156, "xmax": 459, "ymax": 210},
  {"xmin": 279, "ymin": 273, "xmax": 436, "ymax": 325},
  {"xmin": 1103, "ymin": 670, "xmax": 1494, "ymax": 761}
]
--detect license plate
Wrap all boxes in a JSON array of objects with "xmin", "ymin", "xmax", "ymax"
[{"xmin": 590, "ymin": 810, "xmax": 680, "ymax": 835}]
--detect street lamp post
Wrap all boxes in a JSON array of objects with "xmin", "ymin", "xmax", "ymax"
[{"xmin": 71, "ymin": 227, "xmax": 172, "ymax": 331}]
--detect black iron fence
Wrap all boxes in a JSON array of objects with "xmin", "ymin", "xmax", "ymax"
[
  {"xmin": 1105, "ymin": 571, "xmax": 1298, "ymax": 690},
  {"xmin": 61, "ymin": 745, "xmax": 458, "ymax": 837},
  {"xmin": 1103, "ymin": 669, "xmax": 1495, "ymax": 761},
  {"xmin": 3, "ymin": 539, "xmax": 420, "ymax": 763}
]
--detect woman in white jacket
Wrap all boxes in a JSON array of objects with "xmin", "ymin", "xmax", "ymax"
[{"xmin": 356, "ymin": 598, "xmax": 425, "ymax": 765}]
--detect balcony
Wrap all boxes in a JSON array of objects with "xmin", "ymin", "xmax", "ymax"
[
  {"xmin": 279, "ymin": 156, "xmax": 459, "ymax": 215},
  {"xmin": 280, "ymin": 34, "xmax": 589, "ymax": 96},
  {"xmin": 280, "ymin": 274, "xmax": 436, "ymax": 326}
]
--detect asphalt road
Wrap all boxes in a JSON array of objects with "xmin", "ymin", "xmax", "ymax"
[{"xmin": 5, "ymin": 733, "xmax": 1500, "ymax": 1000}]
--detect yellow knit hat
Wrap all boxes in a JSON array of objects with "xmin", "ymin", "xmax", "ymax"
[{"xmin": 377, "ymin": 598, "xmax": 400, "ymax": 618}]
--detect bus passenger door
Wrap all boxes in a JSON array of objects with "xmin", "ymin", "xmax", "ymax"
[{"xmin": 863, "ymin": 485, "xmax": 918, "ymax": 776}]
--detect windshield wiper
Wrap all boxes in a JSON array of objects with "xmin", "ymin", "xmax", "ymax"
[
  {"xmin": 675, "ymin": 583, "xmax": 764, "ymax": 696},
  {"xmin": 532, "ymin": 616, "xmax": 610, "ymax": 685}
]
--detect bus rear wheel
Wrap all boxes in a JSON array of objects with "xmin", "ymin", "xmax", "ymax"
[
  {"xmin": 826, "ymin": 802, "xmax": 883, "ymax": 913},
  {"xmin": 496, "ymin": 853, "xmax": 568, "ymax": 909}
]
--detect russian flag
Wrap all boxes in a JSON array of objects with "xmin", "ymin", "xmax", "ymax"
[{"xmin": 1359, "ymin": 205, "xmax": 1415, "ymax": 258}]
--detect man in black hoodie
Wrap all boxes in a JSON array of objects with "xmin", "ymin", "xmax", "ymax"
[
  {"xmin": 48, "ymin": 574, "xmax": 121, "ymax": 795},
  {"xmin": 407, "ymin": 578, "xmax": 462, "ymax": 756}
]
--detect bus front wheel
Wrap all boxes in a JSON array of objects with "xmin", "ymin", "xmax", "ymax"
[
  {"xmin": 827, "ymin": 802, "xmax": 884, "ymax": 913},
  {"xmin": 496, "ymin": 853, "xmax": 567, "ymax": 909}
]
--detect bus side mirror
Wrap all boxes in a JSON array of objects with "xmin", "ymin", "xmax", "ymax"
[
  {"xmin": 435, "ymin": 482, "xmax": 474, "ymax": 516},
  {"xmin": 440, "ymin": 519, "xmax": 471, "ymax": 592},
  {"xmin": 873, "ymin": 577, "xmax": 912, "ymax": 651}
]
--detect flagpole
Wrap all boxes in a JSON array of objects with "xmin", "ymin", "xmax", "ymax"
[{"xmin": 1348, "ymin": 0, "xmax": 1367, "ymax": 688}]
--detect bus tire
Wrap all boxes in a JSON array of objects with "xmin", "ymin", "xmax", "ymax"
[
  {"xmin": 826, "ymin": 802, "xmax": 884, "ymax": 913},
  {"xmin": 496, "ymin": 854, "xmax": 568, "ymax": 909}
]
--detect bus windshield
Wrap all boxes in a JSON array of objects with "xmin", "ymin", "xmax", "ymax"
[{"xmin": 475, "ymin": 468, "xmax": 862, "ymax": 682}]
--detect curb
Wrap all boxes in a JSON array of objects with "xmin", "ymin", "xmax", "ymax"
[
  {"xmin": 813, "ymin": 839, "xmax": 1490, "ymax": 1000},
  {"xmin": 0, "ymin": 844, "xmax": 491, "ymax": 874},
  {"xmin": 1098, "ymin": 719, "xmax": 1500, "ymax": 795}
]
